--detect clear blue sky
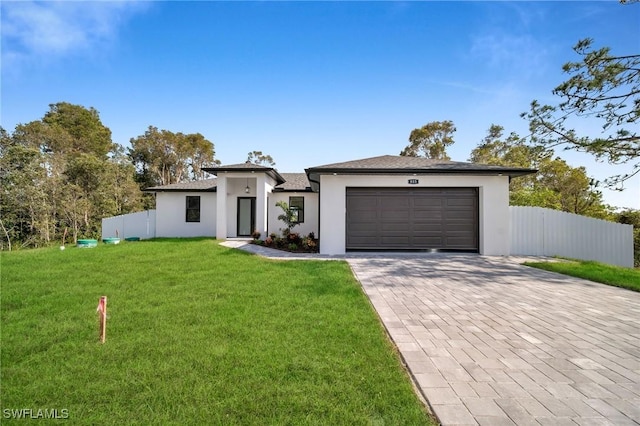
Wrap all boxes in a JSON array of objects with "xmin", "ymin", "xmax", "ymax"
[{"xmin": 2, "ymin": 1, "xmax": 638, "ymax": 209}]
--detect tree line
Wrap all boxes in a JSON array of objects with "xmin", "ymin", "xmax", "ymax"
[{"xmin": 0, "ymin": 103, "xmax": 219, "ymax": 249}]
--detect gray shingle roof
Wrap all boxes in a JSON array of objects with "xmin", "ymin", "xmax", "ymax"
[
  {"xmin": 202, "ymin": 161, "xmax": 285, "ymax": 186},
  {"xmin": 275, "ymin": 173, "xmax": 311, "ymax": 191},
  {"xmin": 144, "ymin": 174, "xmax": 311, "ymax": 192},
  {"xmin": 144, "ymin": 178, "xmax": 218, "ymax": 192},
  {"xmin": 146, "ymin": 155, "xmax": 536, "ymax": 193},
  {"xmin": 306, "ymin": 155, "xmax": 535, "ymax": 175},
  {"xmin": 307, "ymin": 155, "xmax": 533, "ymax": 172},
  {"xmin": 204, "ymin": 162, "xmax": 274, "ymax": 171}
]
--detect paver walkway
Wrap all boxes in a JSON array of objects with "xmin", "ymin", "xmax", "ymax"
[
  {"xmin": 222, "ymin": 242, "xmax": 640, "ymax": 425},
  {"xmin": 349, "ymin": 255, "xmax": 640, "ymax": 426}
]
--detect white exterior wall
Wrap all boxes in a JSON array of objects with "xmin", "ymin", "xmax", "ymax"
[
  {"xmin": 318, "ymin": 174, "xmax": 510, "ymax": 255},
  {"xmin": 156, "ymin": 192, "xmax": 217, "ymax": 237},
  {"xmin": 267, "ymin": 192, "xmax": 319, "ymax": 238},
  {"xmin": 216, "ymin": 173, "xmax": 276, "ymax": 238}
]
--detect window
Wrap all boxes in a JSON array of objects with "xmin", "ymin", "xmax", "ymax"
[
  {"xmin": 186, "ymin": 196, "xmax": 201, "ymax": 222},
  {"xmin": 289, "ymin": 196, "xmax": 304, "ymax": 223}
]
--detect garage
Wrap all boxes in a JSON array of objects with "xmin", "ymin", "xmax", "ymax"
[{"xmin": 346, "ymin": 187, "xmax": 478, "ymax": 251}]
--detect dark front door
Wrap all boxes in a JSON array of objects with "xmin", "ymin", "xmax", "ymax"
[
  {"xmin": 346, "ymin": 187, "xmax": 478, "ymax": 251},
  {"xmin": 237, "ymin": 197, "xmax": 256, "ymax": 237}
]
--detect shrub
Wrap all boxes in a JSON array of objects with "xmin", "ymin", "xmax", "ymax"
[
  {"xmin": 276, "ymin": 201, "xmax": 300, "ymax": 235},
  {"xmin": 287, "ymin": 232, "xmax": 302, "ymax": 245},
  {"xmin": 304, "ymin": 238, "xmax": 317, "ymax": 250},
  {"xmin": 251, "ymin": 230, "xmax": 261, "ymax": 240},
  {"xmin": 254, "ymin": 230, "xmax": 318, "ymax": 253},
  {"xmin": 275, "ymin": 237, "xmax": 287, "ymax": 249}
]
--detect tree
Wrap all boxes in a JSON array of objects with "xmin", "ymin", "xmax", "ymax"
[
  {"xmin": 469, "ymin": 125, "xmax": 611, "ymax": 218},
  {"xmin": 0, "ymin": 126, "xmax": 52, "ymax": 248},
  {"xmin": 247, "ymin": 150, "xmax": 275, "ymax": 166},
  {"xmin": 128, "ymin": 126, "xmax": 219, "ymax": 187},
  {"xmin": 108, "ymin": 145, "xmax": 143, "ymax": 215},
  {"xmin": 42, "ymin": 102, "xmax": 114, "ymax": 158},
  {"xmin": 400, "ymin": 120, "xmax": 456, "ymax": 159},
  {"xmin": 523, "ymin": 38, "xmax": 639, "ymax": 189},
  {"xmin": 1, "ymin": 103, "xmax": 144, "ymax": 248}
]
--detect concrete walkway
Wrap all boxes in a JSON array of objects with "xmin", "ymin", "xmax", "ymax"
[{"xmin": 221, "ymin": 242, "xmax": 640, "ymax": 425}]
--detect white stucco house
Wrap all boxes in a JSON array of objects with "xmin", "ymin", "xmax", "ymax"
[{"xmin": 144, "ymin": 155, "xmax": 536, "ymax": 255}]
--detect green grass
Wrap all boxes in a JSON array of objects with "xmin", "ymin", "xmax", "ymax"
[
  {"xmin": 1, "ymin": 239, "xmax": 433, "ymax": 425},
  {"xmin": 524, "ymin": 259, "xmax": 640, "ymax": 292}
]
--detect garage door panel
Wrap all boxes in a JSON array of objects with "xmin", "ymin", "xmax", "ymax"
[
  {"xmin": 446, "ymin": 210, "xmax": 476, "ymax": 220},
  {"xmin": 349, "ymin": 223, "xmax": 379, "ymax": 233},
  {"xmin": 381, "ymin": 223, "xmax": 411, "ymax": 232},
  {"xmin": 413, "ymin": 210, "xmax": 443, "ymax": 220},
  {"xmin": 414, "ymin": 198, "xmax": 443, "ymax": 208},
  {"xmin": 413, "ymin": 223, "xmax": 447, "ymax": 232},
  {"xmin": 381, "ymin": 196, "xmax": 410, "ymax": 207},
  {"xmin": 348, "ymin": 198, "xmax": 378, "ymax": 209},
  {"xmin": 349, "ymin": 236, "xmax": 379, "ymax": 246},
  {"xmin": 412, "ymin": 236, "xmax": 445, "ymax": 246},
  {"xmin": 445, "ymin": 237, "xmax": 476, "ymax": 247},
  {"xmin": 381, "ymin": 210, "xmax": 410, "ymax": 220},
  {"xmin": 346, "ymin": 187, "xmax": 478, "ymax": 251},
  {"xmin": 446, "ymin": 198, "xmax": 475, "ymax": 207},
  {"xmin": 380, "ymin": 236, "xmax": 411, "ymax": 245},
  {"xmin": 446, "ymin": 225, "xmax": 476, "ymax": 234}
]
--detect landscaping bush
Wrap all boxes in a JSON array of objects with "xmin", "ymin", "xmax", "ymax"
[{"xmin": 254, "ymin": 230, "xmax": 319, "ymax": 253}]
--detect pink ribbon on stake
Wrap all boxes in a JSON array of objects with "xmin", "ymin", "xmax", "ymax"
[
  {"xmin": 96, "ymin": 296, "xmax": 107, "ymax": 343},
  {"xmin": 96, "ymin": 297, "xmax": 106, "ymax": 315}
]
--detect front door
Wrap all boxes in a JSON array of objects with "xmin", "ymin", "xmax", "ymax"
[{"xmin": 237, "ymin": 197, "xmax": 256, "ymax": 237}]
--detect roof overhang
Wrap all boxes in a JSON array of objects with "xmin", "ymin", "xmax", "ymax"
[
  {"xmin": 305, "ymin": 167, "xmax": 537, "ymax": 192},
  {"xmin": 143, "ymin": 187, "xmax": 217, "ymax": 193},
  {"xmin": 202, "ymin": 166, "xmax": 286, "ymax": 186}
]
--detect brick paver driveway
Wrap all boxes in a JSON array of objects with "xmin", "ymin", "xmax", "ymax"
[{"xmin": 348, "ymin": 255, "xmax": 640, "ymax": 426}]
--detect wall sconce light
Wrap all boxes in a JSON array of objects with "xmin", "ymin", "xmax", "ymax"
[{"xmin": 245, "ymin": 178, "xmax": 250, "ymax": 194}]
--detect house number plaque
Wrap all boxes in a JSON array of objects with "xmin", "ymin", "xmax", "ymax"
[{"xmin": 408, "ymin": 179, "xmax": 419, "ymax": 184}]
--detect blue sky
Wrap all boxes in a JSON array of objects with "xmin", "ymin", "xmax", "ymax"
[{"xmin": 2, "ymin": 1, "xmax": 639, "ymax": 209}]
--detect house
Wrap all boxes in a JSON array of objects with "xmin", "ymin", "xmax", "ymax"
[{"xmin": 144, "ymin": 155, "xmax": 536, "ymax": 255}]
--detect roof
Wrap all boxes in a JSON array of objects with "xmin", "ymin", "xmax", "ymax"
[
  {"xmin": 145, "ymin": 155, "xmax": 536, "ymax": 193},
  {"xmin": 144, "ymin": 178, "xmax": 218, "ymax": 192},
  {"xmin": 275, "ymin": 173, "xmax": 312, "ymax": 192},
  {"xmin": 143, "ymin": 173, "xmax": 311, "ymax": 193},
  {"xmin": 307, "ymin": 154, "xmax": 534, "ymax": 178},
  {"xmin": 202, "ymin": 161, "xmax": 286, "ymax": 186},
  {"xmin": 305, "ymin": 155, "xmax": 536, "ymax": 191},
  {"xmin": 306, "ymin": 155, "xmax": 536, "ymax": 174}
]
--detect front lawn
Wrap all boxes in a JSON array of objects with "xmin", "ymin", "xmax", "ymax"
[
  {"xmin": 524, "ymin": 259, "xmax": 640, "ymax": 292},
  {"xmin": 1, "ymin": 239, "xmax": 433, "ymax": 425}
]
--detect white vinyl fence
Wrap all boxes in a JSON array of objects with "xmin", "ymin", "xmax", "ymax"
[
  {"xmin": 101, "ymin": 210, "xmax": 156, "ymax": 240},
  {"xmin": 510, "ymin": 206, "xmax": 633, "ymax": 267}
]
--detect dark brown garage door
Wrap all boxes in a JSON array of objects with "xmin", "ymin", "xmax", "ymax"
[{"xmin": 346, "ymin": 187, "xmax": 478, "ymax": 251}]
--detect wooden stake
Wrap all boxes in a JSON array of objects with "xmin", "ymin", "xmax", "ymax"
[{"xmin": 97, "ymin": 296, "xmax": 107, "ymax": 343}]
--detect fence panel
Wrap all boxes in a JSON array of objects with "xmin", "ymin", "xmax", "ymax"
[
  {"xmin": 101, "ymin": 210, "xmax": 156, "ymax": 240},
  {"xmin": 510, "ymin": 206, "xmax": 633, "ymax": 267}
]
